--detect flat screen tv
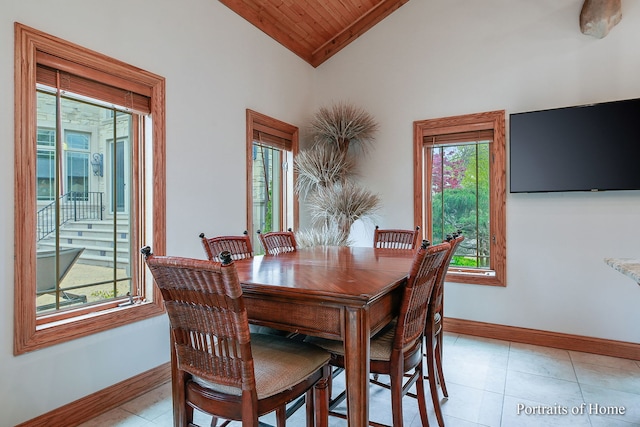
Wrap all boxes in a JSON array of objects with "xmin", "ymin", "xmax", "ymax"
[{"xmin": 509, "ymin": 98, "xmax": 640, "ymax": 193}]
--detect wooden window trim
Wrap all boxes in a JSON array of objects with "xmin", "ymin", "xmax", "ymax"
[
  {"xmin": 14, "ymin": 22, "xmax": 166, "ymax": 355},
  {"xmin": 413, "ymin": 110, "xmax": 506, "ymax": 287},
  {"xmin": 245, "ymin": 109, "xmax": 299, "ymax": 236}
]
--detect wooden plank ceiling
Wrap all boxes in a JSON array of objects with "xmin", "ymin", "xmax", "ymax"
[{"xmin": 219, "ymin": 0, "xmax": 410, "ymax": 68}]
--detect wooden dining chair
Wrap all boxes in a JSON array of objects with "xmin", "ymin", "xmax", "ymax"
[
  {"xmin": 307, "ymin": 240, "xmax": 450, "ymax": 427},
  {"xmin": 258, "ymin": 229, "xmax": 298, "ymax": 255},
  {"xmin": 422, "ymin": 231, "xmax": 464, "ymax": 427},
  {"xmin": 141, "ymin": 247, "xmax": 331, "ymax": 427},
  {"xmin": 373, "ymin": 225, "xmax": 421, "ymax": 250},
  {"xmin": 199, "ymin": 230, "xmax": 253, "ymax": 261}
]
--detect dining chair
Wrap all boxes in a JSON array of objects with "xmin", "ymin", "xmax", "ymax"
[
  {"xmin": 141, "ymin": 247, "xmax": 331, "ymax": 427},
  {"xmin": 258, "ymin": 229, "xmax": 298, "ymax": 255},
  {"xmin": 199, "ymin": 230, "xmax": 253, "ymax": 261},
  {"xmin": 373, "ymin": 225, "xmax": 421, "ymax": 250},
  {"xmin": 423, "ymin": 231, "xmax": 464, "ymax": 427},
  {"xmin": 307, "ymin": 239, "xmax": 450, "ymax": 427}
]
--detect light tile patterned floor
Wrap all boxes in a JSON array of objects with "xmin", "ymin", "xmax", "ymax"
[{"xmin": 78, "ymin": 333, "xmax": 640, "ymax": 426}]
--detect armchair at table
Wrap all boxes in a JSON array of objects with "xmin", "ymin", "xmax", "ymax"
[
  {"xmin": 373, "ymin": 225, "xmax": 420, "ymax": 250},
  {"xmin": 423, "ymin": 230, "xmax": 464, "ymax": 427},
  {"xmin": 199, "ymin": 230, "xmax": 253, "ymax": 261},
  {"xmin": 258, "ymin": 229, "xmax": 298, "ymax": 255},
  {"xmin": 307, "ymin": 239, "xmax": 450, "ymax": 427},
  {"xmin": 142, "ymin": 247, "xmax": 331, "ymax": 427}
]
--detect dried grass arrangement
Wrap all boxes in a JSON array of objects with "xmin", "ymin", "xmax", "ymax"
[
  {"xmin": 295, "ymin": 223, "xmax": 351, "ymax": 248},
  {"xmin": 309, "ymin": 102, "xmax": 379, "ymax": 155},
  {"xmin": 294, "ymin": 144, "xmax": 356, "ymax": 199},
  {"xmin": 295, "ymin": 102, "xmax": 380, "ymax": 246},
  {"xmin": 307, "ymin": 182, "xmax": 380, "ymax": 236}
]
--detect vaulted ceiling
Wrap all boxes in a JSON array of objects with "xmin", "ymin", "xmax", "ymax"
[{"xmin": 219, "ymin": 0, "xmax": 410, "ymax": 68}]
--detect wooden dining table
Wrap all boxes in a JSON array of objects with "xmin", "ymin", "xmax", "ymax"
[{"xmin": 233, "ymin": 246, "xmax": 416, "ymax": 427}]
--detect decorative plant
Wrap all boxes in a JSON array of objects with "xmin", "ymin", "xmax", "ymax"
[
  {"xmin": 309, "ymin": 102, "xmax": 379, "ymax": 155},
  {"xmin": 295, "ymin": 102, "xmax": 380, "ymax": 246}
]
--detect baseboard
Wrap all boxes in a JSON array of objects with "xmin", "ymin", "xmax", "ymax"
[
  {"xmin": 444, "ymin": 317, "xmax": 640, "ymax": 361},
  {"xmin": 16, "ymin": 320, "xmax": 640, "ymax": 426},
  {"xmin": 16, "ymin": 362, "xmax": 171, "ymax": 427}
]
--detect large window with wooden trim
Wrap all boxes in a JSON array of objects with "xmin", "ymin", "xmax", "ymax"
[
  {"xmin": 14, "ymin": 23, "xmax": 166, "ymax": 354},
  {"xmin": 246, "ymin": 110, "xmax": 298, "ymax": 253},
  {"xmin": 414, "ymin": 111, "xmax": 506, "ymax": 286}
]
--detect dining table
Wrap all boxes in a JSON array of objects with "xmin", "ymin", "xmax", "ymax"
[{"xmin": 233, "ymin": 245, "xmax": 416, "ymax": 427}]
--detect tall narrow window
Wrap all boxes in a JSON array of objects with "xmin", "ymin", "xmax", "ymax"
[
  {"xmin": 34, "ymin": 91, "xmax": 135, "ymax": 314},
  {"xmin": 15, "ymin": 23, "xmax": 166, "ymax": 354},
  {"xmin": 246, "ymin": 110, "xmax": 298, "ymax": 253},
  {"xmin": 414, "ymin": 111, "xmax": 506, "ymax": 286}
]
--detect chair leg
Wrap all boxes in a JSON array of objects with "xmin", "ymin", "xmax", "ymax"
[
  {"xmin": 426, "ymin": 342, "xmax": 445, "ymax": 427},
  {"xmin": 434, "ymin": 333, "xmax": 448, "ymax": 397},
  {"xmin": 172, "ymin": 349, "xmax": 189, "ymax": 427},
  {"xmin": 390, "ymin": 364, "xmax": 405, "ymax": 427},
  {"xmin": 185, "ymin": 405, "xmax": 194, "ymax": 426},
  {"xmin": 314, "ymin": 365, "xmax": 330, "ymax": 427},
  {"xmin": 304, "ymin": 390, "xmax": 314, "ymax": 427},
  {"xmin": 415, "ymin": 363, "xmax": 430, "ymax": 427},
  {"xmin": 275, "ymin": 406, "xmax": 286, "ymax": 427}
]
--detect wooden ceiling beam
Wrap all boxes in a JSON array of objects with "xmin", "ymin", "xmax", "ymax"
[
  {"xmin": 219, "ymin": 0, "xmax": 315, "ymax": 64},
  {"xmin": 310, "ymin": 0, "xmax": 409, "ymax": 67},
  {"xmin": 218, "ymin": 0, "xmax": 410, "ymax": 68}
]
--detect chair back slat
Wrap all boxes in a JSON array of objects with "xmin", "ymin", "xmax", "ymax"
[
  {"xmin": 394, "ymin": 241, "xmax": 450, "ymax": 352},
  {"xmin": 144, "ymin": 253, "xmax": 255, "ymax": 391},
  {"xmin": 258, "ymin": 229, "xmax": 297, "ymax": 255},
  {"xmin": 373, "ymin": 226, "xmax": 420, "ymax": 249},
  {"xmin": 200, "ymin": 231, "xmax": 254, "ymax": 261},
  {"xmin": 431, "ymin": 232, "xmax": 465, "ymax": 315}
]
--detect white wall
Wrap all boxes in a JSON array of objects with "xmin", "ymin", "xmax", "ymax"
[
  {"xmin": 0, "ymin": 0, "xmax": 314, "ymax": 425},
  {"xmin": 315, "ymin": 0, "xmax": 640, "ymax": 342},
  {"xmin": 2, "ymin": 0, "xmax": 640, "ymax": 424}
]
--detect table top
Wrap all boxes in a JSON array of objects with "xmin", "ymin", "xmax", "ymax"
[
  {"xmin": 604, "ymin": 258, "xmax": 640, "ymax": 285},
  {"xmin": 233, "ymin": 246, "xmax": 416, "ymax": 304}
]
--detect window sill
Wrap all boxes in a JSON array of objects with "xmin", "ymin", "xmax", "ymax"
[
  {"xmin": 16, "ymin": 299, "xmax": 165, "ymax": 355},
  {"xmin": 446, "ymin": 270, "xmax": 506, "ymax": 287}
]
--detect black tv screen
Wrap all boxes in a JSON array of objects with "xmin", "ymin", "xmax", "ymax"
[{"xmin": 509, "ymin": 98, "xmax": 640, "ymax": 193}]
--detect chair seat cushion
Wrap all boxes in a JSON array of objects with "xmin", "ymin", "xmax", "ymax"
[
  {"xmin": 306, "ymin": 321, "xmax": 401, "ymax": 362},
  {"xmin": 192, "ymin": 333, "xmax": 330, "ymax": 399}
]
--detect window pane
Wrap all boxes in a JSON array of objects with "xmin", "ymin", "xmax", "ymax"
[
  {"xmin": 66, "ymin": 131, "xmax": 90, "ymax": 150},
  {"xmin": 66, "ymin": 151, "xmax": 89, "ymax": 195},
  {"xmin": 430, "ymin": 142, "xmax": 491, "ymax": 269},
  {"xmin": 35, "ymin": 92, "xmax": 134, "ymax": 313},
  {"xmin": 37, "ymin": 128, "xmax": 55, "ymax": 147},
  {"xmin": 252, "ymin": 143, "xmax": 282, "ymax": 253},
  {"xmin": 37, "ymin": 149, "xmax": 55, "ymax": 201}
]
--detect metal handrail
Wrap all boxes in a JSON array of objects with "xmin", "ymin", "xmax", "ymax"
[{"xmin": 36, "ymin": 192, "xmax": 104, "ymax": 241}]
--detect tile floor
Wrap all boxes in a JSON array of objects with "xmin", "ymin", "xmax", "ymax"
[{"xmin": 78, "ymin": 333, "xmax": 640, "ymax": 427}]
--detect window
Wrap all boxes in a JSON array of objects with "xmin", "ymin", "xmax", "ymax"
[
  {"xmin": 413, "ymin": 110, "xmax": 506, "ymax": 286},
  {"xmin": 64, "ymin": 131, "xmax": 90, "ymax": 196},
  {"xmin": 14, "ymin": 23, "xmax": 166, "ymax": 354},
  {"xmin": 37, "ymin": 129, "xmax": 56, "ymax": 200},
  {"xmin": 246, "ymin": 110, "xmax": 298, "ymax": 253}
]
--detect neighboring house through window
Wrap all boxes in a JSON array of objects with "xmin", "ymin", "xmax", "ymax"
[
  {"xmin": 14, "ymin": 23, "xmax": 166, "ymax": 354},
  {"xmin": 413, "ymin": 110, "xmax": 506, "ymax": 286}
]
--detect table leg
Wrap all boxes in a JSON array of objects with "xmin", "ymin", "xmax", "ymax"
[{"xmin": 343, "ymin": 306, "xmax": 370, "ymax": 427}]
